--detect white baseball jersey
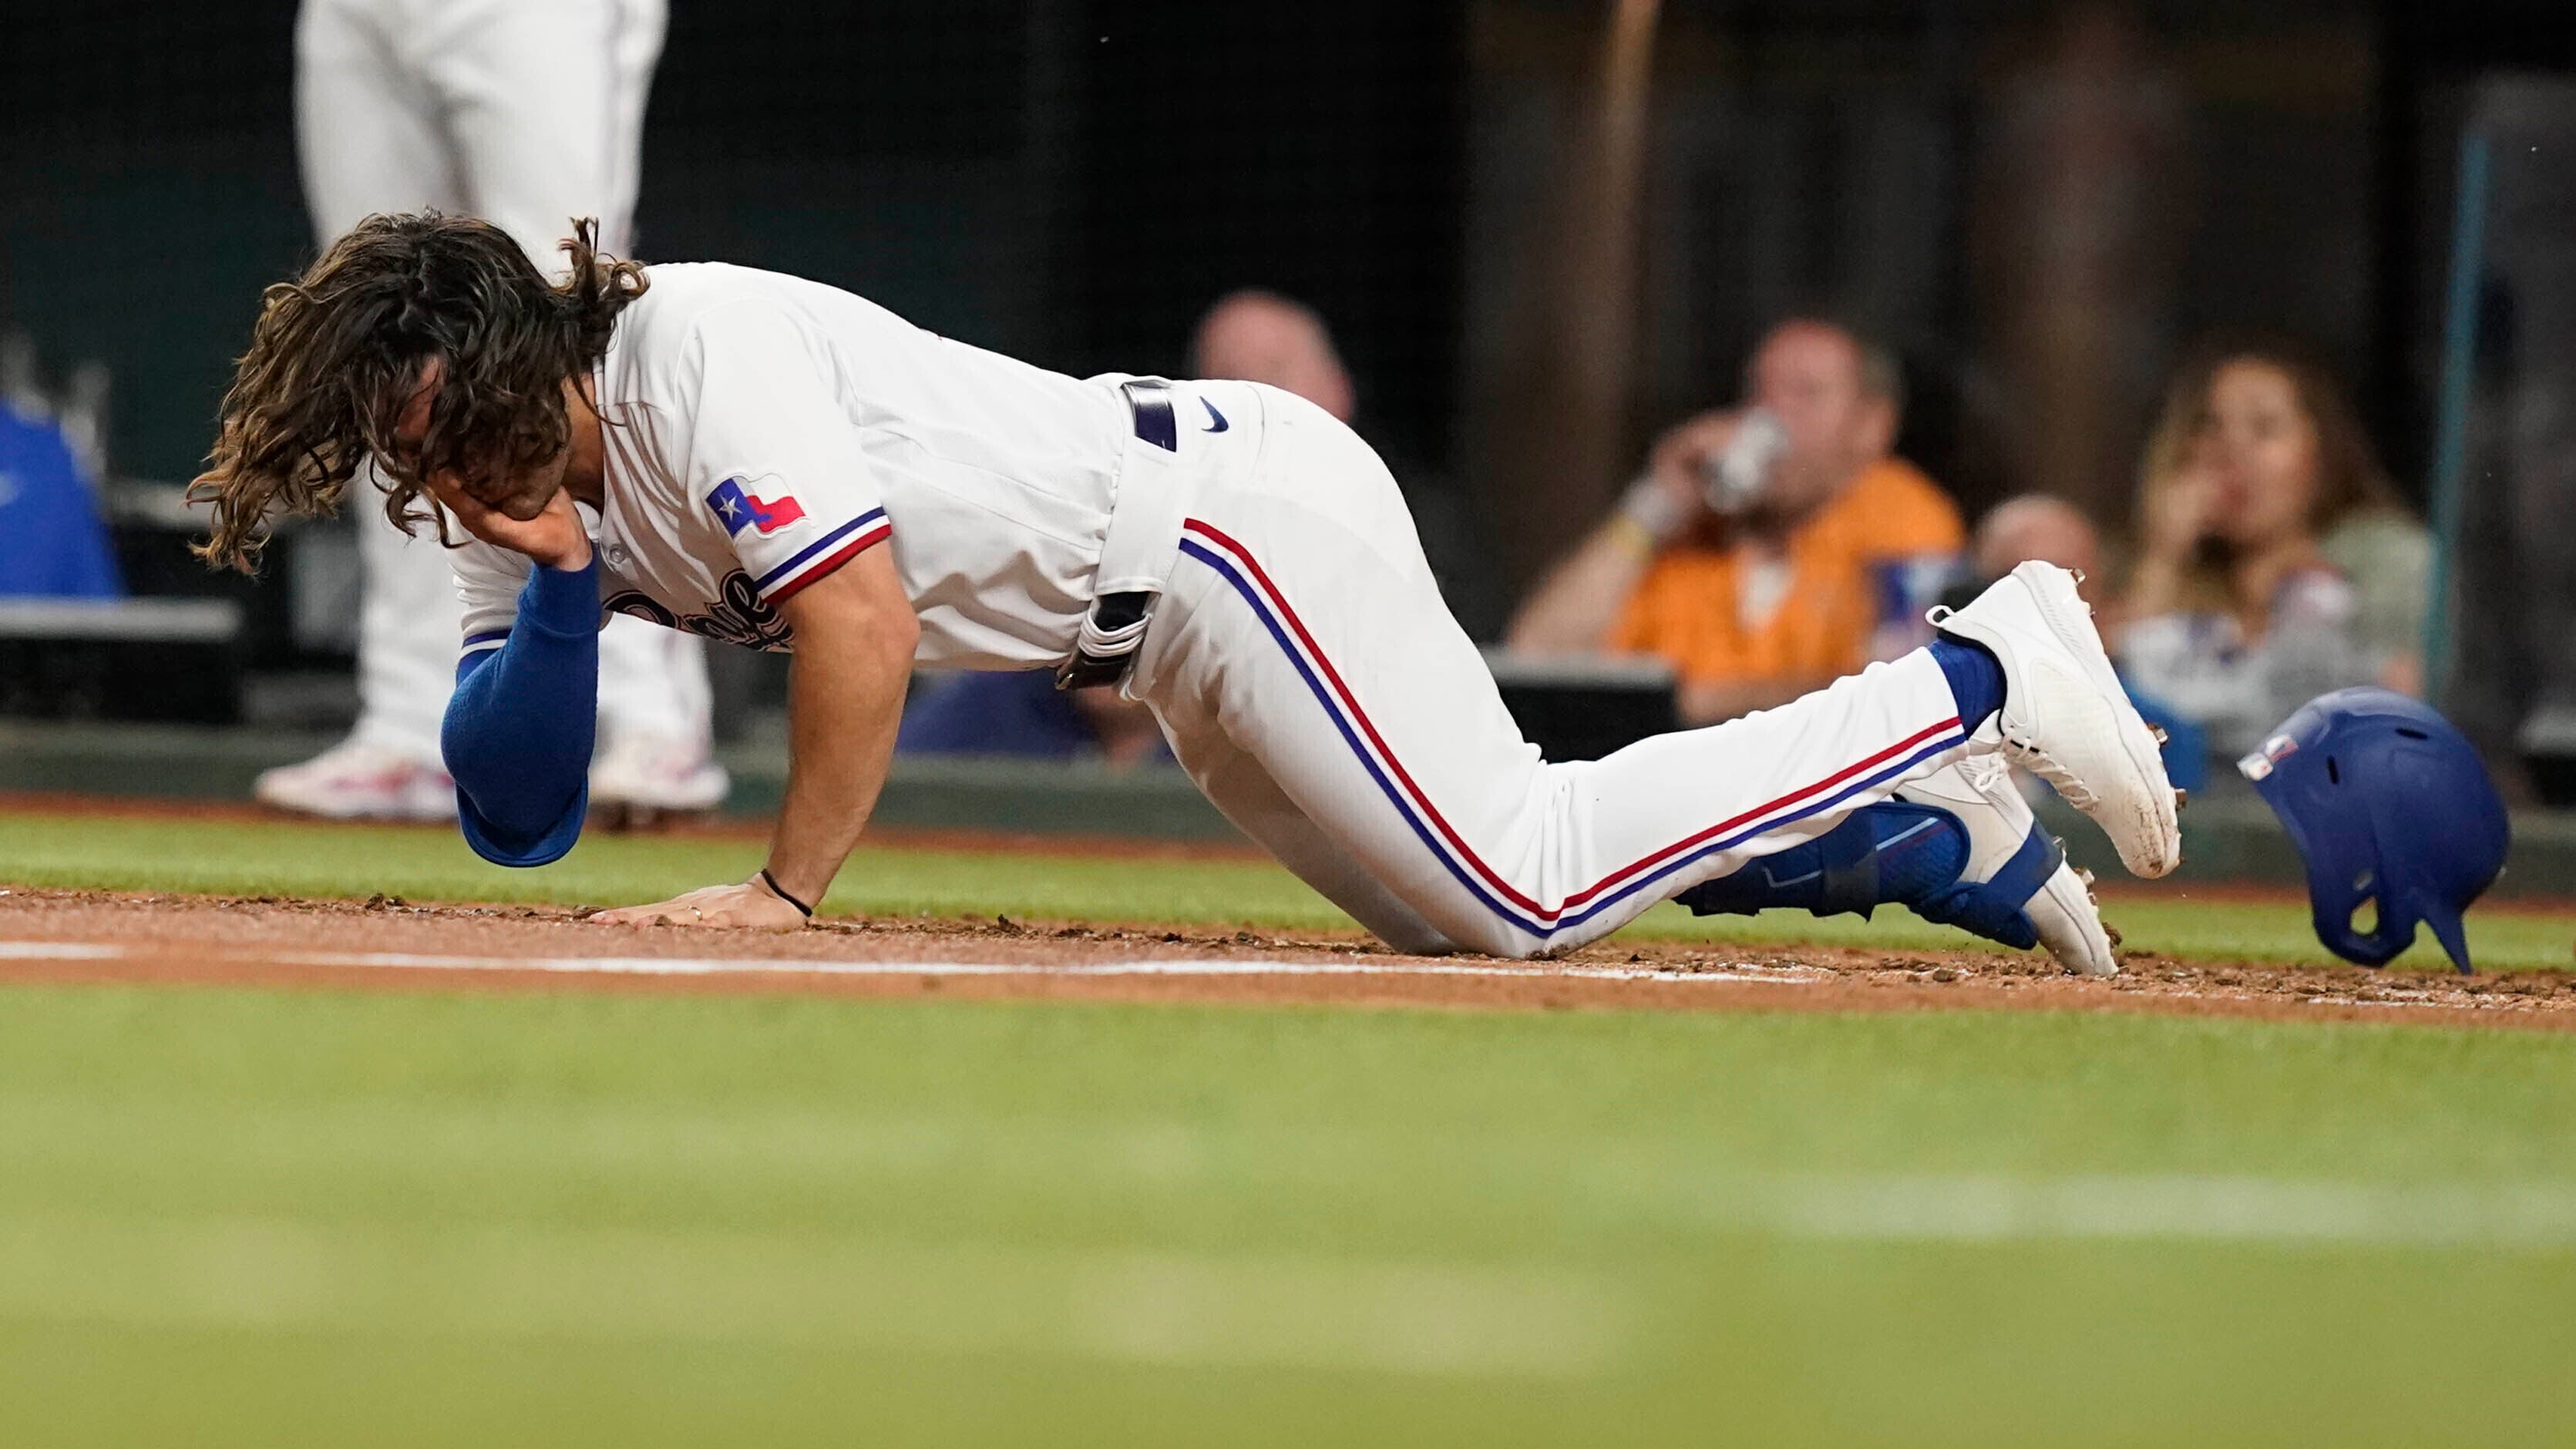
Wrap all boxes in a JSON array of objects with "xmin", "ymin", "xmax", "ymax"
[
  {"xmin": 457, "ymin": 262, "xmax": 1995, "ymax": 961},
  {"xmin": 456, "ymin": 264, "xmax": 1135, "ymax": 666}
]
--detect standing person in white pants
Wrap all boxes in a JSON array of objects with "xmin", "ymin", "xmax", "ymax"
[
  {"xmin": 259, "ymin": 0, "xmax": 725, "ymax": 823},
  {"xmin": 200, "ymin": 218, "xmax": 2181, "ymax": 967}
]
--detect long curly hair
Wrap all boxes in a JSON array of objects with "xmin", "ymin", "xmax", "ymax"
[{"xmin": 190, "ymin": 212, "xmax": 646, "ymax": 572}]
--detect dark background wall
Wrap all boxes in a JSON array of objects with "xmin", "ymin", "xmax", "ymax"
[
  {"xmin": 2, "ymin": 0, "xmax": 2568, "ymax": 553},
  {"xmin": 0, "ymin": 0, "xmax": 1467, "ymax": 489},
  {"xmin": 3, "ymin": 4, "xmax": 308, "ymax": 488}
]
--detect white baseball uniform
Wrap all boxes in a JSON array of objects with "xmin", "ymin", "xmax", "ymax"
[
  {"xmin": 454, "ymin": 264, "xmax": 1977, "ymax": 956},
  {"xmin": 295, "ymin": 0, "xmax": 709, "ymax": 765}
]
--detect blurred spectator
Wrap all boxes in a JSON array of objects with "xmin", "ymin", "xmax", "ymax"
[
  {"xmin": 2114, "ymin": 341, "xmax": 2429, "ymax": 756},
  {"xmin": 1972, "ymin": 494, "xmax": 2103, "ymax": 607},
  {"xmin": 1951, "ymin": 493, "xmax": 2206, "ymax": 791},
  {"xmin": 901, "ymin": 289, "xmax": 1396, "ymax": 766},
  {"xmin": 1190, "ymin": 290, "xmax": 1357, "ymax": 423},
  {"xmin": 1507, "ymin": 319, "xmax": 1963, "ymax": 725},
  {"xmin": 1192, "ymin": 290, "xmax": 1505, "ymax": 636}
]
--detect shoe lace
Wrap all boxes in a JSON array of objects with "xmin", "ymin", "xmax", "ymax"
[{"xmin": 1999, "ymin": 732, "xmax": 2098, "ymax": 810}]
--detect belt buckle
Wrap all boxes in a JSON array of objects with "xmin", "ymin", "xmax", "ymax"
[
  {"xmin": 1122, "ymin": 378, "xmax": 1178, "ymax": 452},
  {"xmin": 1054, "ymin": 589, "xmax": 1155, "ymax": 691},
  {"xmin": 1054, "ymin": 651, "xmax": 1128, "ymax": 692}
]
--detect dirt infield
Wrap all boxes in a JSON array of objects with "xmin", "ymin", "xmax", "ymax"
[{"xmin": 1, "ymin": 887, "xmax": 2571, "ymax": 1031}]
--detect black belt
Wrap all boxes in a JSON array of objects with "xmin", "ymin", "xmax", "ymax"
[{"xmin": 1054, "ymin": 380, "xmax": 1174, "ymax": 691}]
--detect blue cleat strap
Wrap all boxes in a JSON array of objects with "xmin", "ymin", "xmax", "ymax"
[
  {"xmin": 1673, "ymin": 822, "xmax": 1871, "ymax": 921},
  {"xmin": 1676, "ymin": 801, "xmax": 2056, "ymax": 955},
  {"xmin": 1676, "ymin": 803, "xmax": 1965, "ymax": 924},
  {"xmin": 1905, "ymin": 821, "xmax": 2059, "ymax": 952}
]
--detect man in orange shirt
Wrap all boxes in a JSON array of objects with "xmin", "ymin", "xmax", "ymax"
[{"xmin": 1508, "ymin": 319, "xmax": 1964, "ymax": 725}]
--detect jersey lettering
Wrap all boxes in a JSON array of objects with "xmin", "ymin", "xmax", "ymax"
[{"xmin": 604, "ymin": 570, "xmax": 796, "ymax": 651}]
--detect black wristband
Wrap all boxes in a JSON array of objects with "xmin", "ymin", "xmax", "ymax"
[{"xmin": 758, "ymin": 868, "xmax": 814, "ymax": 918}]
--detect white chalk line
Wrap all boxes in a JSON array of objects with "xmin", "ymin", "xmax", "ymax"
[
  {"xmin": 0, "ymin": 939, "xmax": 1814, "ymax": 986},
  {"xmin": 0, "ymin": 1213, "xmax": 1633, "ymax": 1378},
  {"xmin": 1726, "ymin": 1174, "xmax": 2576, "ymax": 1247},
  {"xmin": 0, "ymin": 941, "xmax": 122, "ymax": 960}
]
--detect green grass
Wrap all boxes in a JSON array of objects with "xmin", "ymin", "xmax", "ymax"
[
  {"xmin": 0, "ymin": 988, "xmax": 2571, "ymax": 1447},
  {"xmin": 2, "ymin": 808, "xmax": 2567, "ymax": 970},
  {"xmin": 7, "ymin": 806, "xmax": 2576, "ymax": 1444}
]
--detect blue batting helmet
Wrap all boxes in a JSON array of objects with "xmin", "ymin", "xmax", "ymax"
[{"xmin": 2238, "ymin": 688, "xmax": 2508, "ymax": 973}]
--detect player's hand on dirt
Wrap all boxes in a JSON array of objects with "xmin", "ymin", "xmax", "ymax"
[
  {"xmin": 425, "ymin": 474, "xmax": 594, "ymax": 572},
  {"xmin": 591, "ymin": 879, "xmax": 809, "ymax": 931}
]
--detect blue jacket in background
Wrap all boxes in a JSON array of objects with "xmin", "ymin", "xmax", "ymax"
[
  {"xmin": 0, "ymin": 406, "xmax": 123, "ymax": 598},
  {"xmin": 0, "ymin": 406, "xmax": 123, "ymax": 597}
]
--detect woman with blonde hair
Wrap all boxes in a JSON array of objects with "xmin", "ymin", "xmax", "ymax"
[{"xmin": 2115, "ymin": 338, "xmax": 2430, "ymax": 754}]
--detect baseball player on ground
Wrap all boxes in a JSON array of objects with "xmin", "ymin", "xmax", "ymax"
[
  {"xmin": 193, "ymin": 216, "xmax": 2179, "ymax": 967},
  {"xmin": 264, "ymin": 0, "xmax": 723, "ymax": 823}
]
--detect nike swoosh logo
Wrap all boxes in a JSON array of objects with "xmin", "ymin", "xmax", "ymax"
[
  {"xmin": 1763, "ymin": 867, "xmax": 1821, "ymax": 889},
  {"xmin": 1876, "ymin": 818, "xmax": 1944, "ymax": 852},
  {"xmin": 1200, "ymin": 398, "xmax": 1229, "ymax": 432}
]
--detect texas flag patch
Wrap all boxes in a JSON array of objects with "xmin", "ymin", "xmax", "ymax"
[{"xmin": 705, "ymin": 478, "xmax": 807, "ymax": 536}]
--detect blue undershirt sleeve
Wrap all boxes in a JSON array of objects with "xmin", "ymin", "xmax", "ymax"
[{"xmin": 442, "ymin": 557, "xmax": 601, "ymax": 867}]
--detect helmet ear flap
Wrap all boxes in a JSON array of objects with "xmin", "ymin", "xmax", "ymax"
[{"xmin": 2308, "ymin": 862, "xmax": 2413, "ymax": 968}]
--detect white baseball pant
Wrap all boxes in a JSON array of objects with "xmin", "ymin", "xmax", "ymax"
[
  {"xmin": 295, "ymin": 0, "xmax": 708, "ymax": 763},
  {"xmin": 1128, "ymin": 384, "xmax": 1973, "ymax": 956}
]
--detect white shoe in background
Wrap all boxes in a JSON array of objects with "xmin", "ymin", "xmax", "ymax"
[
  {"xmin": 253, "ymin": 740, "xmax": 456, "ymax": 822},
  {"xmin": 588, "ymin": 730, "xmax": 730, "ymax": 829}
]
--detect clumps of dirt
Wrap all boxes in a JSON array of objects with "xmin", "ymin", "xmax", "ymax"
[
  {"xmin": 0, "ymin": 886, "xmax": 2568, "ymax": 1031},
  {"xmin": 792, "ymin": 909, "xmax": 1382, "ymax": 958}
]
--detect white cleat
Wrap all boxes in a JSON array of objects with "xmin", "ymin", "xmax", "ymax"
[
  {"xmin": 1929, "ymin": 560, "xmax": 2182, "ymax": 878},
  {"xmin": 253, "ymin": 740, "xmax": 457, "ymax": 822},
  {"xmin": 589, "ymin": 730, "xmax": 730, "ymax": 829},
  {"xmin": 1897, "ymin": 756, "xmax": 2119, "ymax": 976}
]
